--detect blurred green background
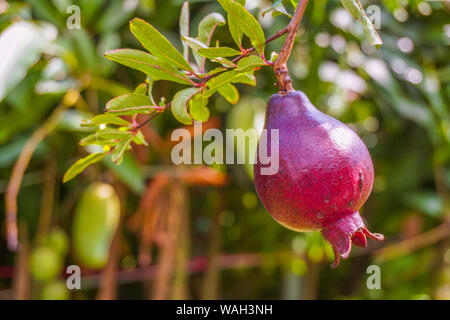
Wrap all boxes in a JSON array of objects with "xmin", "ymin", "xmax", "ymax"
[{"xmin": 0, "ymin": 0, "xmax": 449, "ymax": 300}]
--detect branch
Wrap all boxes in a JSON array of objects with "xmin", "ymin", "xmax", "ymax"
[
  {"xmin": 273, "ymin": 0, "xmax": 309, "ymax": 93},
  {"xmin": 4, "ymin": 91, "xmax": 79, "ymax": 251}
]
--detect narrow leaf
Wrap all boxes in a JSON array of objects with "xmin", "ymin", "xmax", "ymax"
[
  {"xmin": 218, "ymin": 83, "xmax": 239, "ymax": 104},
  {"xmin": 237, "ymin": 55, "xmax": 266, "ymax": 72},
  {"xmin": 190, "ymin": 95, "xmax": 210, "ymax": 122},
  {"xmin": 198, "ymin": 47, "xmax": 242, "ymax": 59},
  {"xmin": 340, "ymin": 0, "xmax": 382, "ymax": 47},
  {"xmin": 106, "ymin": 93, "xmax": 160, "ymax": 115},
  {"xmin": 63, "ymin": 152, "xmax": 107, "ymax": 183},
  {"xmin": 171, "ymin": 87, "xmax": 198, "ymax": 125},
  {"xmin": 80, "ymin": 129, "xmax": 131, "ymax": 146},
  {"xmin": 231, "ymin": 72, "xmax": 256, "ymax": 86},
  {"xmin": 180, "ymin": 1, "xmax": 190, "ymax": 61},
  {"xmin": 218, "ymin": 0, "xmax": 265, "ymax": 55},
  {"xmin": 81, "ymin": 114, "xmax": 131, "ymax": 127},
  {"xmin": 204, "ymin": 70, "xmax": 248, "ymax": 97},
  {"xmin": 182, "ymin": 36, "xmax": 236, "ymax": 68},
  {"xmin": 130, "ymin": 18, "xmax": 193, "ymax": 72},
  {"xmin": 198, "ymin": 13, "xmax": 226, "ymax": 45},
  {"xmin": 105, "ymin": 49, "xmax": 192, "ymax": 85},
  {"xmin": 112, "ymin": 136, "xmax": 133, "ymax": 164}
]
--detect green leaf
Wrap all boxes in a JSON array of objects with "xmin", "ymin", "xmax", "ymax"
[
  {"xmin": 228, "ymin": 15, "xmax": 244, "ymax": 49},
  {"xmin": 112, "ymin": 136, "xmax": 133, "ymax": 164},
  {"xmin": 81, "ymin": 114, "xmax": 131, "ymax": 127},
  {"xmin": 63, "ymin": 152, "xmax": 108, "ymax": 183},
  {"xmin": 190, "ymin": 95, "xmax": 210, "ymax": 122},
  {"xmin": 237, "ymin": 55, "xmax": 266, "ymax": 72},
  {"xmin": 218, "ymin": 83, "xmax": 239, "ymax": 104},
  {"xmin": 179, "ymin": 1, "xmax": 190, "ymax": 61},
  {"xmin": 105, "ymin": 93, "xmax": 159, "ymax": 115},
  {"xmin": 182, "ymin": 36, "xmax": 236, "ymax": 69},
  {"xmin": 105, "ymin": 49, "xmax": 192, "ymax": 85},
  {"xmin": 227, "ymin": 0, "xmax": 245, "ymax": 48},
  {"xmin": 130, "ymin": 18, "xmax": 193, "ymax": 72},
  {"xmin": 133, "ymin": 130, "xmax": 148, "ymax": 146},
  {"xmin": 171, "ymin": 87, "xmax": 198, "ymax": 125},
  {"xmin": 340, "ymin": 0, "xmax": 382, "ymax": 47},
  {"xmin": 181, "ymin": 35, "xmax": 208, "ymax": 50},
  {"xmin": 204, "ymin": 70, "xmax": 247, "ymax": 97},
  {"xmin": 262, "ymin": 0, "xmax": 292, "ymax": 18},
  {"xmin": 198, "ymin": 13, "xmax": 226, "ymax": 45},
  {"xmin": 198, "ymin": 47, "xmax": 242, "ymax": 59},
  {"xmin": 360, "ymin": 15, "xmax": 383, "ymax": 48},
  {"xmin": 134, "ymin": 83, "xmax": 148, "ymax": 94},
  {"xmin": 231, "ymin": 72, "xmax": 256, "ymax": 86},
  {"xmin": 218, "ymin": 0, "xmax": 265, "ymax": 55},
  {"xmin": 79, "ymin": 129, "xmax": 131, "ymax": 146}
]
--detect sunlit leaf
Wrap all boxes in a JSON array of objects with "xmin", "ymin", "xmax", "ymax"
[
  {"xmin": 237, "ymin": 55, "xmax": 266, "ymax": 72},
  {"xmin": 340, "ymin": 0, "xmax": 382, "ymax": 47},
  {"xmin": 190, "ymin": 94, "xmax": 210, "ymax": 122},
  {"xmin": 204, "ymin": 70, "xmax": 250, "ymax": 96},
  {"xmin": 218, "ymin": 0, "xmax": 265, "ymax": 55},
  {"xmin": 218, "ymin": 83, "xmax": 239, "ymax": 104},
  {"xmin": 112, "ymin": 136, "xmax": 133, "ymax": 164},
  {"xmin": 179, "ymin": 1, "xmax": 190, "ymax": 61},
  {"xmin": 198, "ymin": 13, "xmax": 226, "ymax": 45},
  {"xmin": 130, "ymin": 18, "xmax": 193, "ymax": 72},
  {"xmin": 198, "ymin": 47, "xmax": 242, "ymax": 59},
  {"xmin": 105, "ymin": 49, "xmax": 192, "ymax": 85},
  {"xmin": 81, "ymin": 114, "xmax": 130, "ymax": 127},
  {"xmin": 105, "ymin": 93, "xmax": 160, "ymax": 115},
  {"xmin": 172, "ymin": 87, "xmax": 198, "ymax": 125},
  {"xmin": 79, "ymin": 129, "xmax": 131, "ymax": 146},
  {"xmin": 182, "ymin": 36, "xmax": 236, "ymax": 68}
]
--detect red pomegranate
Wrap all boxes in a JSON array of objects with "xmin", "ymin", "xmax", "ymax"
[{"xmin": 254, "ymin": 90, "xmax": 383, "ymax": 268}]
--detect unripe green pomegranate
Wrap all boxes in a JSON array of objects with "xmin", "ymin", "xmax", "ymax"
[
  {"xmin": 29, "ymin": 246, "xmax": 62, "ymax": 282},
  {"xmin": 72, "ymin": 183, "xmax": 120, "ymax": 269},
  {"xmin": 43, "ymin": 228, "xmax": 69, "ymax": 257},
  {"xmin": 41, "ymin": 280, "xmax": 70, "ymax": 300}
]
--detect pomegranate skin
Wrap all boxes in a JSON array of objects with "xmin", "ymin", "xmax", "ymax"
[{"xmin": 254, "ymin": 90, "xmax": 383, "ymax": 268}]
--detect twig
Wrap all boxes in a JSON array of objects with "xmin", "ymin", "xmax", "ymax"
[
  {"xmin": 5, "ymin": 90, "xmax": 79, "ymax": 251},
  {"xmin": 374, "ymin": 222, "xmax": 450, "ymax": 262},
  {"xmin": 273, "ymin": 0, "xmax": 309, "ymax": 93}
]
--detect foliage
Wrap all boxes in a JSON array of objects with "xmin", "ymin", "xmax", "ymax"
[{"xmin": 0, "ymin": 0, "xmax": 449, "ymax": 300}]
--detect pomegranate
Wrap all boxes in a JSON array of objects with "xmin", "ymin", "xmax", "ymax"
[{"xmin": 254, "ymin": 90, "xmax": 383, "ymax": 268}]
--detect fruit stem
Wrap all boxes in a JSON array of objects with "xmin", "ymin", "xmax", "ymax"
[{"xmin": 273, "ymin": 0, "xmax": 309, "ymax": 94}]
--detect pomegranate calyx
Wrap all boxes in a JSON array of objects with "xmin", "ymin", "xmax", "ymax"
[{"xmin": 321, "ymin": 211, "xmax": 383, "ymax": 268}]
